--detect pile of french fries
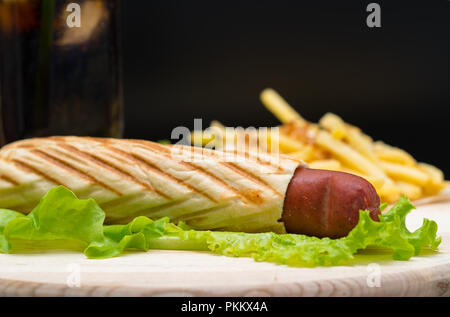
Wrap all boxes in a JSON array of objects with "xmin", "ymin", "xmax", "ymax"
[{"xmin": 191, "ymin": 89, "xmax": 448, "ymax": 204}]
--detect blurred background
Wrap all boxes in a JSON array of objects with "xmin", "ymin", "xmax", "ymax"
[{"xmin": 121, "ymin": 0, "xmax": 450, "ymax": 176}]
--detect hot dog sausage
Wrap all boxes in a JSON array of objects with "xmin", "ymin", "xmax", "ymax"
[{"xmin": 282, "ymin": 167, "xmax": 381, "ymax": 238}]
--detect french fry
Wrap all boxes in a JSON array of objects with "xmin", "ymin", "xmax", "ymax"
[
  {"xmin": 315, "ymin": 130, "xmax": 388, "ymax": 181},
  {"xmin": 395, "ymin": 181, "xmax": 423, "ymax": 201},
  {"xmin": 319, "ymin": 113, "xmax": 377, "ymax": 162},
  {"xmin": 207, "ymin": 121, "xmax": 281, "ymax": 154},
  {"xmin": 195, "ymin": 89, "xmax": 448, "ymax": 204},
  {"xmin": 331, "ymin": 129, "xmax": 346, "ymax": 140},
  {"xmin": 379, "ymin": 161, "xmax": 430, "ymax": 186},
  {"xmin": 378, "ymin": 183, "xmax": 403, "ymax": 203},
  {"xmin": 190, "ymin": 123, "xmax": 226, "ymax": 149},
  {"xmin": 260, "ymin": 88, "xmax": 307, "ymax": 125},
  {"xmin": 190, "ymin": 130, "xmax": 215, "ymax": 147},
  {"xmin": 319, "ymin": 113, "xmax": 348, "ymax": 138},
  {"xmin": 276, "ymin": 133, "xmax": 307, "ymax": 153},
  {"xmin": 418, "ymin": 163, "xmax": 447, "ymax": 195},
  {"xmin": 345, "ymin": 126, "xmax": 378, "ymax": 162},
  {"xmin": 308, "ymin": 159, "xmax": 342, "ymax": 171},
  {"xmin": 287, "ymin": 146, "xmax": 315, "ymax": 162},
  {"xmin": 418, "ymin": 162, "xmax": 445, "ymax": 183},
  {"xmin": 374, "ymin": 142, "xmax": 416, "ymax": 166},
  {"xmin": 210, "ymin": 120, "xmax": 227, "ymax": 131}
]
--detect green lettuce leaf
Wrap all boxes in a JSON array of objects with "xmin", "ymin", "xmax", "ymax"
[
  {"xmin": 0, "ymin": 186, "xmax": 441, "ymax": 266},
  {"xmin": 0, "ymin": 209, "xmax": 26, "ymax": 253}
]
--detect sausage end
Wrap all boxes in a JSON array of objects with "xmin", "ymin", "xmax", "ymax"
[{"xmin": 282, "ymin": 167, "xmax": 381, "ymax": 238}]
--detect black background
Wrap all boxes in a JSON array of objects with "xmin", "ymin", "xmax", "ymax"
[{"xmin": 120, "ymin": 0, "xmax": 450, "ymax": 176}]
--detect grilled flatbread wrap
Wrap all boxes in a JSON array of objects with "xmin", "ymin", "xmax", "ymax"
[{"xmin": 0, "ymin": 137, "xmax": 302, "ymax": 233}]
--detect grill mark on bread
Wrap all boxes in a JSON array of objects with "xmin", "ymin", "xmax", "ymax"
[
  {"xmin": 47, "ymin": 136, "xmax": 108, "ymax": 144},
  {"xmin": 30, "ymin": 149, "xmax": 122, "ymax": 196},
  {"xmin": 183, "ymin": 161, "xmax": 264, "ymax": 204},
  {"xmin": 81, "ymin": 137, "xmax": 111, "ymax": 144},
  {"xmin": 12, "ymin": 143, "xmax": 35, "ymax": 149},
  {"xmin": 170, "ymin": 146, "xmax": 283, "ymax": 196},
  {"xmin": 208, "ymin": 148, "xmax": 285, "ymax": 174},
  {"xmin": 50, "ymin": 145, "xmax": 94, "ymax": 166},
  {"xmin": 98, "ymin": 156, "xmax": 172, "ymax": 200},
  {"xmin": 0, "ymin": 174, "xmax": 19, "ymax": 186},
  {"xmin": 107, "ymin": 146, "xmax": 218, "ymax": 203},
  {"xmin": 131, "ymin": 141, "xmax": 267, "ymax": 205},
  {"xmin": 11, "ymin": 159, "xmax": 70, "ymax": 188},
  {"xmin": 32, "ymin": 149, "xmax": 98, "ymax": 183},
  {"xmin": 123, "ymin": 139, "xmax": 172, "ymax": 154},
  {"xmin": 221, "ymin": 162, "xmax": 282, "ymax": 197},
  {"xmin": 1, "ymin": 137, "xmax": 292, "ymax": 173},
  {"xmin": 47, "ymin": 136, "xmax": 68, "ymax": 142},
  {"xmin": 55, "ymin": 145, "xmax": 171, "ymax": 200},
  {"xmin": 218, "ymin": 148, "xmax": 280, "ymax": 169},
  {"xmin": 168, "ymin": 144, "xmax": 279, "ymax": 172},
  {"xmin": 1, "ymin": 137, "xmax": 285, "ymax": 207}
]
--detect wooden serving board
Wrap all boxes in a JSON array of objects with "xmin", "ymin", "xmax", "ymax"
[{"xmin": 1, "ymin": 197, "xmax": 450, "ymax": 297}]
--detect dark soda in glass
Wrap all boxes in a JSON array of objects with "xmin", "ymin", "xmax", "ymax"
[{"xmin": 0, "ymin": 0, "xmax": 123, "ymax": 146}]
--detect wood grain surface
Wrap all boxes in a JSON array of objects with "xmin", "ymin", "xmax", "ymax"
[{"xmin": 0, "ymin": 196, "xmax": 450, "ymax": 297}]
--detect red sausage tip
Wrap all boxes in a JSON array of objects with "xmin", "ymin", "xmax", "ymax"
[{"xmin": 282, "ymin": 167, "xmax": 381, "ymax": 238}]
